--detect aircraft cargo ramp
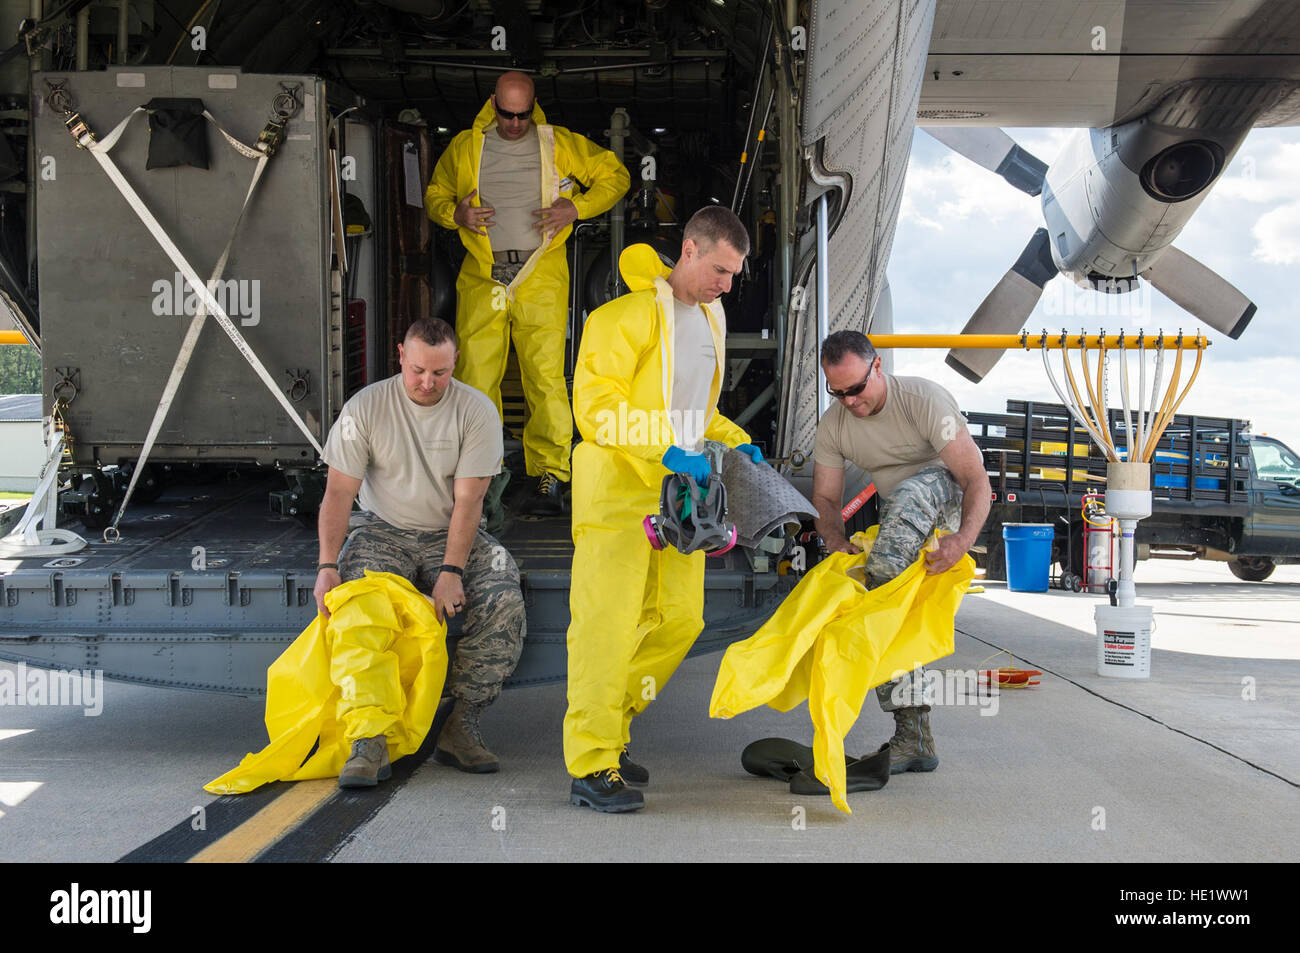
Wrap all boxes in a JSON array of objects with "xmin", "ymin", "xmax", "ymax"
[{"xmin": 0, "ymin": 472, "xmax": 793, "ymax": 694}]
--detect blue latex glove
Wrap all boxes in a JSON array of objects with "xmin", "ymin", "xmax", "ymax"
[
  {"xmin": 737, "ymin": 443, "xmax": 766, "ymax": 465},
  {"xmin": 662, "ymin": 446, "xmax": 712, "ymax": 484}
]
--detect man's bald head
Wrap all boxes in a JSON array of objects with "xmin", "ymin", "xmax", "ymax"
[
  {"xmin": 495, "ymin": 71, "xmax": 534, "ymax": 102},
  {"xmin": 491, "ymin": 71, "xmax": 537, "ymax": 141}
]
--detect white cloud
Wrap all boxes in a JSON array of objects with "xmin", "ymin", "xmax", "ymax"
[
  {"xmin": 899, "ymin": 152, "xmax": 1041, "ymax": 232},
  {"xmin": 1250, "ymin": 201, "xmax": 1300, "ymax": 264}
]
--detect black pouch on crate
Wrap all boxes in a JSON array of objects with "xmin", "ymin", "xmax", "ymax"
[{"xmin": 144, "ymin": 98, "xmax": 209, "ymax": 170}]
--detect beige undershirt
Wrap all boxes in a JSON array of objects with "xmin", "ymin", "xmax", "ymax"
[
  {"xmin": 322, "ymin": 376, "xmax": 502, "ymax": 532},
  {"xmin": 478, "ymin": 126, "xmax": 542, "ymax": 253},
  {"xmin": 671, "ymin": 299, "xmax": 717, "ymax": 451}
]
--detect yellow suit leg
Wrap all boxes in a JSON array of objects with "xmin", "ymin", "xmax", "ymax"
[
  {"xmin": 564, "ymin": 521, "xmax": 655, "ymax": 777},
  {"xmin": 452, "ymin": 266, "xmax": 510, "ymax": 423},
  {"xmin": 619, "ymin": 547, "xmax": 706, "ymax": 744},
  {"xmin": 510, "ymin": 253, "xmax": 573, "ymax": 480}
]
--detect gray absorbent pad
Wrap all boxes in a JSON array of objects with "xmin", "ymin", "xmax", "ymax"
[{"xmin": 716, "ymin": 447, "xmax": 818, "ymax": 549}]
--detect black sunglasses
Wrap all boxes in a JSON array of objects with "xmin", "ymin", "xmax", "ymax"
[
  {"xmin": 494, "ymin": 101, "xmax": 534, "ymax": 121},
  {"xmin": 826, "ymin": 367, "xmax": 872, "ymax": 400}
]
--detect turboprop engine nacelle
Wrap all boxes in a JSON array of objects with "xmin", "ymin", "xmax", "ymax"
[{"xmin": 1041, "ymin": 119, "xmax": 1249, "ymax": 290}]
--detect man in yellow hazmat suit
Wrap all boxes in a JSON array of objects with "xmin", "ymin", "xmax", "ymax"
[
  {"xmin": 425, "ymin": 71, "xmax": 630, "ymax": 514},
  {"xmin": 564, "ymin": 207, "xmax": 766, "ymax": 812}
]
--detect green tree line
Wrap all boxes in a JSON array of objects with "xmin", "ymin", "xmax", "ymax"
[{"xmin": 0, "ymin": 344, "xmax": 39, "ymax": 394}]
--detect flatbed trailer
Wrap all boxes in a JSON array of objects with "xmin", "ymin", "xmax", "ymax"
[{"xmin": 969, "ymin": 400, "xmax": 1300, "ymax": 582}]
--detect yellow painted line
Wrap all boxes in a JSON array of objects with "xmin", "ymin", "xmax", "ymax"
[{"xmin": 188, "ymin": 779, "xmax": 338, "ymax": 863}]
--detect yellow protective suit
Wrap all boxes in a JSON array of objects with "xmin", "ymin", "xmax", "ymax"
[
  {"xmin": 710, "ymin": 527, "xmax": 975, "ymax": 813},
  {"xmin": 563, "ymin": 244, "xmax": 750, "ymax": 778},
  {"xmin": 204, "ymin": 572, "xmax": 447, "ymax": 795},
  {"xmin": 425, "ymin": 99, "xmax": 630, "ymax": 481}
]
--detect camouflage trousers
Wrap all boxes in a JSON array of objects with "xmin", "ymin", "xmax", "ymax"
[
  {"xmin": 866, "ymin": 467, "xmax": 963, "ymax": 713},
  {"xmin": 338, "ymin": 513, "xmax": 526, "ymax": 706},
  {"xmin": 490, "ymin": 261, "xmax": 526, "ymax": 284}
]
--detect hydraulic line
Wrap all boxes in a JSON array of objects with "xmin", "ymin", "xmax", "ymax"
[
  {"xmin": 1072, "ymin": 334, "xmax": 1114, "ymax": 457},
  {"xmin": 1143, "ymin": 344, "xmax": 1184, "ymax": 461},
  {"xmin": 1142, "ymin": 344, "xmax": 1202, "ymax": 462},
  {"xmin": 1135, "ymin": 336, "xmax": 1147, "ymax": 462},
  {"xmin": 1043, "ymin": 336, "xmax": 1110, "ymax": 456},
  {"xmin": 1042, "ymin": 345, "xmax": 1095, "ymax": 447},
  {"xmin": 1119, "ymin": 337, "xmax": 1135, "ymax": 462},
  {"xmin": 1145, "ymin": 341, "xmax": 1166, "ymax": 458}
]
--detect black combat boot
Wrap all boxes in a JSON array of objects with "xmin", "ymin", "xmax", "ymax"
[
  {"xmin": 619, "ymin": 745, "xmax": 649, "ymax": 786},
  {"xmin": 570, "ymin": 768, "xmax": 645, "ymax": 813}
]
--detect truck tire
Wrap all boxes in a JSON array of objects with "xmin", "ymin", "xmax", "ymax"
[{"xmin": 1228, "ymin": 557, "xmax": 1275, "ymax": 582}]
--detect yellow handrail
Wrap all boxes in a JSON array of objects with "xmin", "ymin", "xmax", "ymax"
[{"xmin": 864, "ymin": 333, "xmax": 1209, "ymax": 350}]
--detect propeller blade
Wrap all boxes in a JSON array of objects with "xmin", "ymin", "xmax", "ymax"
[
  {"xmin": 1141, "ymin": 246, "xmax": 1256, "ymax": 339},
  {"xmin": 946, "ymin": 228, "xmax": 1059, "ymax": 383},
  {"xmin": 924, "ymin": 127, "xmax": 1049, "ymax": 196}
]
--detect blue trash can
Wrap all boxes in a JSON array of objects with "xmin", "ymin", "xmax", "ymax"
[{"xmin": 1002, "ymin": 523, "xmax": 1054, "ymax": 592}]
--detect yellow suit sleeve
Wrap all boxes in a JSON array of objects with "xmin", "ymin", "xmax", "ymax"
[
  {"xmin": 559, "ymin": 129, "xmax": 631, "ymax": 220},
  {"xmin": 573, "ymin": 295, "xmax": 674, "ymax": 467},
  {"xmin": 424, "ymin": 135, "xmax": 468, "ymax": 229}
]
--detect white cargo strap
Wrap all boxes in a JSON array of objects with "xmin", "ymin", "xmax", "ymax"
[
  {"xmin": 71, "ymin": 109, "xmax": 323, "ymax": 538},
  {"xmin": 105, "ymin": 150, "xmax": 275, "ymax": 539},
  {"xmin": 0, "ymin": 431, "xmax": 86, "ymax": 558}
]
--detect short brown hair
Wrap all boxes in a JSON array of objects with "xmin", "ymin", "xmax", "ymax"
[
  {"xmin": 683, "ymin": 205, "xmax": 750, "ymax": 257},
  {"xmin": 404, "ymin": 317, "xmax": 457, "ymax": 349},
  {"xmin": 821, "ymin": 330, "xmax": 876, "ymax": 366}
]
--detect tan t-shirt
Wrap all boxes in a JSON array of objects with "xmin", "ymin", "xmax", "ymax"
[
  {"xmin": 322, "ymin": 375, "xmax": 502, "ymax": 531},
  {"xmin": 479, "ymin": 126, "xmax": 542, "ymax": 253},
  {"xmin": 671, "ymin": 298, "xmax": 718, "ymax": 451},
  {"xmin": 813, "ymin": 375, "xmax": 963, "ymax": 499}
]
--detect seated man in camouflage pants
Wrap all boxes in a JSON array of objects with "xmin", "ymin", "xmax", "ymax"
[
  {"xmin": 314, "ymin": 317, "xmax": 526, "ymax": 787},
  {"xmin": 811, "ymin": 330, "xmax": 990, "ymax": 774}
]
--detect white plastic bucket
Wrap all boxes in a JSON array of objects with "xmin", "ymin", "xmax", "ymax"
[{"xmin": 1095, "ymin": 604, "xmax": 1153, "ymax": 678}]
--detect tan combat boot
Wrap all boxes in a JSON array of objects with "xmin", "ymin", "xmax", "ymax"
[
  {"xmin": 433, "ymin": 699, "xmax": 500, "ymax": 773},
  {"xmin": 886, "ymin": 706, "xmax": 939, "ymax": 774},
  {"xmin": 338, "ymin": 734, "xmax": 391, "ymax": 788}
]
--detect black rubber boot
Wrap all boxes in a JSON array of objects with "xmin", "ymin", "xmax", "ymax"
[{"xmin": 788, "ymin": 743, "xmax": 891, "ymax": 795}]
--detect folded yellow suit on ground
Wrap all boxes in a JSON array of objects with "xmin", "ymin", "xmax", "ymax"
[
  {"xmin": 205, "ymin": 571, "xmax": 448, "ymax": 795},
  {"xmin": 710, "ymin": 526, "xmax": 974, "ymax": 813}
]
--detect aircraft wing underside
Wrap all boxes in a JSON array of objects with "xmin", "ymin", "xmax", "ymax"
[
  {"xmin": 921, "ymin": 0, "xmax": 1300, "ymax": 127},
  {"xmin": 778, "ymin": 0, "xmax": 1300, "ymax": 461}
]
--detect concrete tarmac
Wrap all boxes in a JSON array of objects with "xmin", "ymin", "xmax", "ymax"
[{"xmin": 1, "ymin": 559, "xmax": 1296, "ymax": 862}]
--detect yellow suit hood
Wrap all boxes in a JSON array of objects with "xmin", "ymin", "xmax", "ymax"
[{"xmin": 619, "ymin": 243, "xmax": 672, "ymax": 292}]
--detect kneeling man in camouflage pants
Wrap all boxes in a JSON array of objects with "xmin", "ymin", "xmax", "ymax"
[
  {"xmin": 811, "ymin": 330, "xmax": 990, "ymax": 774},
  {"xmin": 315, "ymin": 317, "xmax": 525, "ymax": 787}
]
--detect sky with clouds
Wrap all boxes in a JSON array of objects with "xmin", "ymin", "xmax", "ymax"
[{"xmin": 885, "ymin": 125, "xmax": 1300, "ymax": 457}]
